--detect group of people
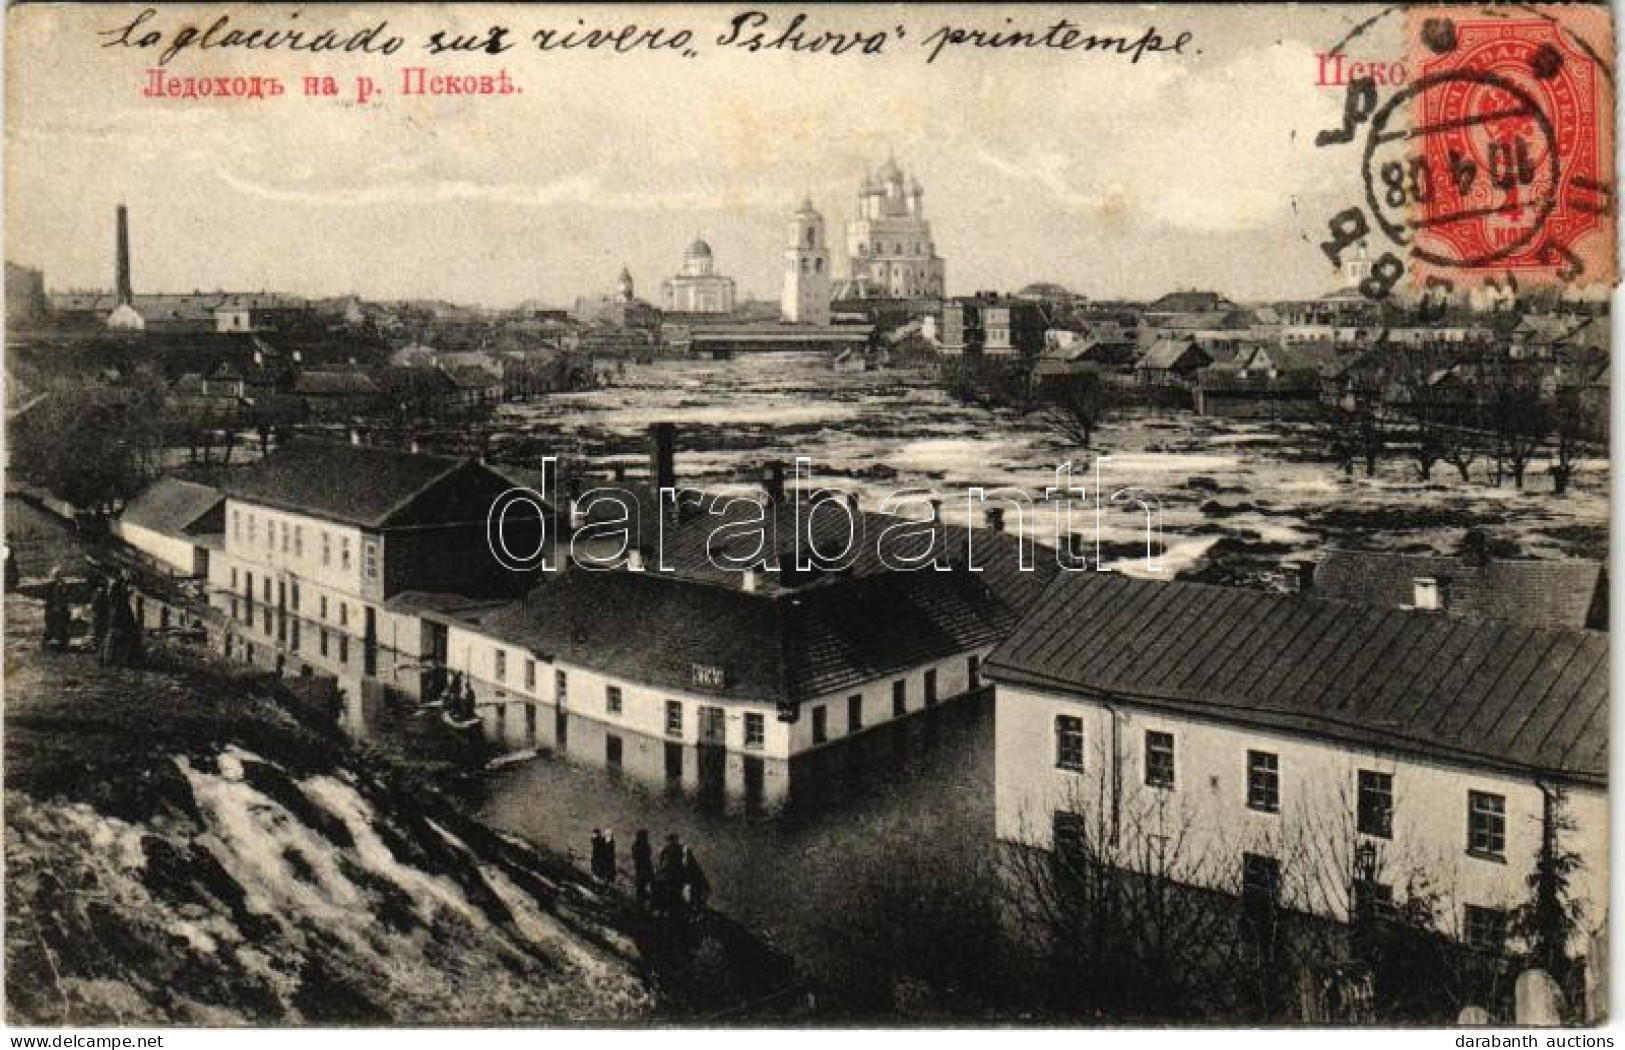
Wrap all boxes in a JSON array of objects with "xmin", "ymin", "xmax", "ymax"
[
  {"xmin": 590, "ymin": 828, "xmax": 710, "ymax": 919},
  {"xmin": 41, "ymin": 564, "xmax": 143, "ymax": 667}
]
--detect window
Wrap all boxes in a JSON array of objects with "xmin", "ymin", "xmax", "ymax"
[
  {"xmin": 338, "ymin": 603, "xmax": 348, "ymax": 627},
  {"xmin": 1145, "ymin": 731, "xmax": 1175, "ymax": 789},
  {"xmin": 892, "ymin": 679, "xmax": 906, "ymax": 717},
  {"xmin": 555, "ymin": 670, "xmax": 568, "ymax": 703},
  {"xmin": 848, "ymin": 694, "xmax": 863, "ymax": 732},
  {"xmin": 744, "ymin": 712, "xmax": 764, "ymax": 750},
  {"xmin": 1242, "ymin": 853, "xmax": 1282, "ymax": 907},
  {"xmin": 363, "ymin": 541, "xmax": 379, "ymax": 581},
  {"xmin": 263, "ymin": 579, "xmax": 271, "ymax": 602},
  {"xmin": 1055, "ymin": 715, "xmax": 1085, "ymax": 772},
  {"xmin": 606, "ymin": 685, "xmax": 622, "ymax": 715},
  {"xmin": 524, "ymin": 659, "xmax": 536, "ymax": 691},
  {"xmin": 230, "ymin": 567, "xmax": 238, "ymax": 589},
  {"xmin": 232, "ymin": 510, "xmax": 241, "ymax": 542},
  {"xmin": 924, "ymin": 669, "xmax": 938, "ymax": 706},
  {"xmin": 665, "ymin": 700, "xmax": 683, "ymax": 738},
  {"xmin": 606, "ymin": 733, "xmax": 623, "ymax": 769},
  {"xmin": 494, "ymin": 650, "xmax": 507, "ymax": 683},
  {"xmin": 247, "ymin": 514, "xmax": 256, "ymax": 545},
  {"xmin": 338, "ymin": 635, "xmax": 349, "ymax": 663},
  {"xmin": 812, "ymin": 705, "xmax": 828, "ymax": 744},
  {"xmin": 321, "ymin": 532, "xmax": 331, "ymax": 566},
  {"xmin": 341, "ymin": 537, "xmax": 351, "ymax": 571},
  {"xmin": 319, "ymin": 596, "xmax": 328, "ymax": 620},
  {"xmin": 290, "ymin": 582, "xmax": 300, "ymax": 612},
  {"xmin": 319, "ymin": 629, "xmax": 329, "ymax": 657},
  {"xmin": 294, "ymin": 525, "xmax": 303, "ymax": 558},
  {"xmin": 1467, "ymin": 791, "xmax": 1506, "ymax": 858},
  {"xmin": 1463, "ymin": 905, "xmax": 1509, "ymax": 950},
  {"xmin": 1052, "ymin": 811, "xmax": 1086, "ymax": 860},
  {"xmin": 1413, "ymin": 576, "xmax": 1442, "ymax": 611},
  {"xmin": 1247, "ymin": 751, "xmax": 1280, "ymax": 813},
  {"xmin": 1358, "ymin": 770, "xmax": 1394, "ymax": 838},
  {"xmin": 967, "ymin": 654, "xmax": 979, "ymax": 688}
]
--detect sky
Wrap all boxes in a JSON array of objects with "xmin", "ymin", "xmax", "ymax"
[{"xmin": 6, "ymin": 3, "xmax": 1416, "ymax": 307}]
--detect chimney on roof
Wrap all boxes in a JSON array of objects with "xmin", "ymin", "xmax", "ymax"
[
  {"xmin": 114, "ymin": 204, "xmax": 132, "ymax": 306},
  {"xmin": 929, "ymin": 498, "xmax": 942, "ymax": 522},
  {"xmin": 650, "ymin": 422, "xmax": 676, "ymax": 494},
  {"xmin": 843, "ymin": 490, "xmax": 859, "ymax": 515},
  {"xmin": 1063, "ymin": 533, "xmax": 1087, "ymax": 568},
  {"xmin": 986, "ymin": 506, "xmax": 1006, "ymax": 533},
  {"xmin": 763, "ymin": 463, "xmax": 785, "ymax": 504},
  {"xmin": 1461, "ymin": 528, "xmax": 1490, "ymax": 566},
  {"xmin": 1296, "ymin": 560, "xmax": 1316, "ymax": 593}
]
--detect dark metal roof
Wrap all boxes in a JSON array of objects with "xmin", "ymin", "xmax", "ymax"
[
  {"xmin": 474, "ymin": 559, "xmax": 1026, "ymax": 705},
  {"xmin": 220, "ymin": 439, "xmax": 479, "ymax": 529},
  {"xmin": 118, "ymin": 478, "xmax": 224, "ymax": 539},
  {"xmin": 985, "ymin": 571, "xmax": 1607, "ymax": 785},
  {"xmin": 1315, "ymin": 550, "xmax": 1607, "ymax": 631}
]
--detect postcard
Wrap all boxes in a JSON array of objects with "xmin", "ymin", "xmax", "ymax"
[{"xmin": 3, "ymin": 1, "xmax": 1615, "ymax": 1031}]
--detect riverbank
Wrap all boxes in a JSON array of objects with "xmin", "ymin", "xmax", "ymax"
[{"xmin": 3, "ymin": 578, "xmax": 800, "ymax": 1024}]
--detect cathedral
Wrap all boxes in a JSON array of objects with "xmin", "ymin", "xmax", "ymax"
[
  {"xmin": 841, "ymin": 158, "xmax": 946, "ymax": 300},
  {"xmin": 661, "ymin": 237, "xmax": 737, "ymax": 314}
]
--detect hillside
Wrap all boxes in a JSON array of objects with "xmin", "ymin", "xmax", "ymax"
[{"xmin": 3, "ymin": 586, "xmax": 791, "ymax": 1024}]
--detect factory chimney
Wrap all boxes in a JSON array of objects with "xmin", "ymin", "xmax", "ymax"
[{"xmin": 115, "ymin": 204, "xmax": 133, "ymax": 306}]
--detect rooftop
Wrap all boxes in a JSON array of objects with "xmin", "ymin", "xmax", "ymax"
[
  {"xmin": 118, "ymin": 478, "xmax": 224, "ymax": 540},
  {"xmin": 1314, "ymin": 549, "xmax": 1607, "ymax": 630},
  {"xmin": 219, "ymin": 439, "xmax": 509, "ymax": 529},
  {"xmin": 986, "ymin": 571, "xmax": 1607, "ymax": 785}
]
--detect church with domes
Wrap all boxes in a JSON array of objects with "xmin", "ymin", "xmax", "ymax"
[
  {"xmin": 840, "ymin": 157, "xmax": 945, "ymax": 300},
  {"xmin": 662, "ymin": 237, "xmax": 737, "ymax": 314}
]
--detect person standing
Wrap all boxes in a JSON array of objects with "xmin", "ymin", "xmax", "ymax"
[
  {"xmin": 4, "ymin": 543, "xmax": 18, "ymax": 593},
  {"xmin": 631, "ymin": 829, "xmax": 654, "ymax": 907},
  {"xmin": 101, "ymin": 574, "xmax": 141, "ymax": 668},
  {"xmin": 656, "ymin": 833, "xmax": 685, "ymax": 916},
  {"xmin": 41, "ymin": 567, "xmax": 70, "ymax": 651},
  {"xmin": 88, "ymin": 571, "xmax": 111, "ymax": 654},
  {"xmin": 602, "ymin": 828, "xmax": 617, "ymax": 886},
  {"xmin": 682, "ymin": 846, "xmax": 710, "ymax": 916},
  {"xmin": 589, "ymin": 828, "xmax": 607, "ymax": 881}
]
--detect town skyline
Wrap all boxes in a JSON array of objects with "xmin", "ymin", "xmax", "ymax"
[{"xmin": 8, "ymin": 4, "xmax": 1372, "ymax": 307}]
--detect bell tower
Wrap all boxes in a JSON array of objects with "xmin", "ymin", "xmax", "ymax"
[{"xmin": 781, "ymin": 198, "xmax": 830, "ymax": 325}]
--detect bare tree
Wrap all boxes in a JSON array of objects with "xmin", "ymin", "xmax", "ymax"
[
  {"xmin": 1547, "ymin": 385, "xmax": 1595, "ymax": 497},
  {"xmin": 1486, "ymin": 358, "xmax": 1550, "ymax": 489},
  {"xmin": 1037, "ymin": 369, "xmax": 1112, "ymax": 450}
]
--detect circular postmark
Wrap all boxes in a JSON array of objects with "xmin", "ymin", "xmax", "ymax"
[{"xmin": 1361, "ymin": 69, "xmax": 1560, "ymax": 270}]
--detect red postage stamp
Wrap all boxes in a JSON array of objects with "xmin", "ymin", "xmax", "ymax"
[{"xmin": 1363, "ymin": 9, "xmax": 1616, "ymax": 289}]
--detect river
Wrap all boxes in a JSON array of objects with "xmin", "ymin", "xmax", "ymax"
[{"xmin": 458, "ymin": 352, "xmax": 1608, "ymax": 1012}]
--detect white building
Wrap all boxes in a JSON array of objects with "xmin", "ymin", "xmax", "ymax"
[
  {"xmin": 782, "ymin": 198, "xmax": 831, "ymax": 325},
  {"xmin": 207, "ymin": 439, "xmax": 542, "ymax": 692},
  {"xmin": 661, "ymin": 238, "xmax": 737, "ymax": 314},
  {"xmin": 989, "ymin": 570, "xmax": 1608, "ymax": 953},
  {"xmin": 115, "ymin": 478, "xmax": 224, "ymax": 578},
  {"xmin": 845, "ymin": 158, "xmax": 945, "ymax": 299},
  {"xmin": 434, "ymin": 488, "xmax": 1055, "ymax": 769}
]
